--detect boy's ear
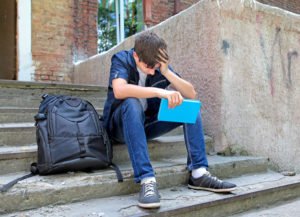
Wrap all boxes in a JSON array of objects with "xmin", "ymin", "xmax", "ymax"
[{"xmin": 133, "ymin": 51, "xmax": 139, "ymax": 62}]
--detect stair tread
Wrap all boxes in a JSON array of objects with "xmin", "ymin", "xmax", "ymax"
[
  {"xmin": 0, "ymin": 123, "xmax": 35, "ymax": 128},
  {"xmin": 2, "ymin": 170, "xmax": 298, "ymax": 217},
  {"xmin": 0, "ymin": 155, "xmax": 267, "ymax": 190},
  {"xmin": 0, "ymin": 107, "xmax": 103, "ymax": 110},
  {"xmin": 0, "ymin": 155, "xmax": 269, "ymax": 214},
  {"xmin": 0, "ymin": 79, "xmax": 106, "ymax": 90}
]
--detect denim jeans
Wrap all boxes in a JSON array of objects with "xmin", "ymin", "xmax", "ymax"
[{"xmin": 108, "ymin": 98, "xmax": 208, "ymax": 183}]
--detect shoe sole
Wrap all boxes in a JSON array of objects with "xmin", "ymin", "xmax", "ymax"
[
  {"xmin": 188, "ymin": 184, "xmax": 236, "ymax": 193},
  {"xmin": 138, "ymin": 202, "xmax": 161, "ymax": 209}
]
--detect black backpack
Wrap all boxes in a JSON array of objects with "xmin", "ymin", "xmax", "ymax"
[{"xmin": 0, "ymin": 94, "xmax": 123, "ymax": 193}]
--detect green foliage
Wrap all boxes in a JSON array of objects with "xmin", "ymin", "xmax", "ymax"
[
  {"xmin": 98, "ymin": 0, "xmax": 144, "ymax": 53},
  {"xmin": 98, "ymin": 3, "xmax": 117, "ymax": 53}
]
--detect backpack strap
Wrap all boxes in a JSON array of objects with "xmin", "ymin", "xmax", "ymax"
[
  {"xmin": 0, "ymin": 163, "xmax": 38, "ymax": 193},
  {"xmin": 0, "ymin": 162, "xmax": 123, "ymax": 193},
  {"xmin": 0, "ymin": 173, "xmax": 35, "ymax": 193},
  {"xmin": 110, "ymin": 162, "xmax": 123, "ymax": 182}
]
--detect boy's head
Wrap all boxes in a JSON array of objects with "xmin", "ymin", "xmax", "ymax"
[{"xmin": 134, "ymin": 32, "xmax": 167, "ymax": 69}]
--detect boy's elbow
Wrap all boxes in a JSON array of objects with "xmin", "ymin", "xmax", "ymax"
[{"xmin": 113, "ymin": 87, "xmax": 126, "ymax": 99}]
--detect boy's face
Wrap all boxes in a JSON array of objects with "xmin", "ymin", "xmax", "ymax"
[{"xmin": 133, "ymin": 52, "xmax": 160, "ymax": 76}]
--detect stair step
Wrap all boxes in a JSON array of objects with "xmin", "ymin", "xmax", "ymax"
[
  {"xmin": 0, "ymin": 135, "xmax": 213, "ymax": 174},
  {"xmin": 3, "ymin": 171, "xmax": 299, "ymax": 217},
  {"xmin": 229, "ymin": 197, "xmax": 300, "ymax": 217},
  {"xmin": 0, "ymin": 108, "xmax": 104, "ymax": 123},
  {"xmin": 0, "ymin": 123, "xmax": 184, "ymax": 147},
  {"xmin": 0, "ymin": 80, "xmax": 107, "ymax": 108},
  {"xmin": 0, "ymin": 155, "xmax": 269, "ymax": 214},
  {"xmin": 0, "ymin": 123, "xmax": 35, "ymax": 146}
]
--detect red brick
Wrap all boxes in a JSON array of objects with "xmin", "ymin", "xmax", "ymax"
[{"xmin": 32, "ymin": 0, "xmax": 98, "ymax": 83}]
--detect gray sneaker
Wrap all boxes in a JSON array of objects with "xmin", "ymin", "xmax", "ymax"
[
  {"xmin": 138, "ymin": 181, "xmax": 160, "ymax": 209},
  {"xmin": 188, "ymin": 171, "xmax": 236, "ymax": 193}
]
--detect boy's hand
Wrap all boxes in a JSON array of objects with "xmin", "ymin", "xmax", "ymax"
[
  {"xmin": 156, "ymin": 49, "xmax": 169, "ymax": 75},
  {"xmin": 158, "ymin": 89, "xmax": 183, "ymax": 108}
]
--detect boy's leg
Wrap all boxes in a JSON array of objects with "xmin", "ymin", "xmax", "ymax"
[
  {"xmin": 109, "ymin": 98, "xmax": 161, "ymax": 208},
  {"xmin": 185, "ymin": 111, "xmax": 236, "ymax": 192},
  {"xmin": 144, "ymin": 115, "xmax": 182, "ymax": 140},
  {"xmin": 108, "ymin": 98, "xmax": 155, "ymax": 183},
  {"xmin": 183, "ymin": 110, "xmax": 208, "ymax": 171},
  {"xmin": 145, "ymin": 110, "xmax": 236, "ymax": 192},
  {"xmin": 144, "ymin": 110, "xmax": 208, "ymax": 170}
]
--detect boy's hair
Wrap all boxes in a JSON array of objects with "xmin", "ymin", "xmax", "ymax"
[{"xmin": 134, "ymin": 32, "xmax": 167, "ymax": 68}]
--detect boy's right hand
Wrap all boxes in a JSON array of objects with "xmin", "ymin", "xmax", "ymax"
[{"xmin": 158, "ymin": 89, "xmax": 183, "ymax": 108}]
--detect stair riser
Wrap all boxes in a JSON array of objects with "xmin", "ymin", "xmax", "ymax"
[
  {"xmin": 209, "ymin": 158, "xmax": 268, "ymax": 179},
  {"xmin": 0, "ymin": 158, "xmax": 35, "ymax": 175},
  {"xmin": 0, "ymin": 112, "xmax": 37, "ymax": 124},
  {"xmin": 0, "ymin": 109, "xmax": 103, "ymax": 123},
  {"xmin": 0, "ymin": 159, "xmax": 269, "ymax": 214},
  {"xmin": 0, "ymin": 128, "xmax": 36, "ymax": 146},
  {"xmin": 0, "ymin": 125, "xmax": 186, "ymax": 147},
  {"xmin": 156, "ymin": 182, "xmax": 300, "ymax": 217},
  {"xmin": 0, "ymin": 88, "xmax": 106, "ymax": 108},
  {"xmin": 0, "ymin": 139, "xmax": 213, "ymax": 174}
]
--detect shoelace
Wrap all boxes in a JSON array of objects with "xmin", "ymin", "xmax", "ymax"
[
  {"xmin": 144, "ymin": 181, "xmax": 156, "ymax": 197},
  {"xmin": 204, "ymin": 171, "xmax": 223, "ymax": 184}
]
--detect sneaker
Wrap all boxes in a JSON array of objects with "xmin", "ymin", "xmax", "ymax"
[
  {"xmin": 188, "ymin": 171, "xmax": 236, "ymax": 193},
  {"xmin": 138, "ymin": 181, "xmax": 160, "ymax": 209}
]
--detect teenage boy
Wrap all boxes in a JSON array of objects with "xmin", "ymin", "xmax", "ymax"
[{"xmin": 103, "ymin": 31, "xmax": 236, "ymax": 209}]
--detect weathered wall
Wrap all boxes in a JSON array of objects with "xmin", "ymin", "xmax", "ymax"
[
  {"xmin": 219, "ymin": 1, "xmax": 300, "ymax": 172},
  {"xmin": 31, "ymin": 0, "xmax": 98, "ymax": 82},
  {"xmin": 74, "ymin": 0, "xmax": 300, "ymax": 172}
]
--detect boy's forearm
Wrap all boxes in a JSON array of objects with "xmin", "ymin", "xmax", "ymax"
[
  {"xmin": 162, "ymin": 69, "xmax": 197, "ymax": 99},
  {"xmin": 114, "ymin": 83, "xmax": 164, "ymax": 99}
]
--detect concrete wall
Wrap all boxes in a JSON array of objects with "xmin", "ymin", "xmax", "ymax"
[
  {"xmin": 74, "ymin": 0, "xmax": 300, "ymax": 173},
  {"xmin": 219, "ymin": 1, "xmax": 300, "ymax": 172}
]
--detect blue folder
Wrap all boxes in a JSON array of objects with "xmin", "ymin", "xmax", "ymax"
[{"xmin": 158, "ymin": 98, "xmax": 201, "ymax": 124}]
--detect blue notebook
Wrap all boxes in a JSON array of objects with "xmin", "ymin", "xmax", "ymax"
[{"xmin": 158, "ymin": 98, "xmax": 201, "ymax": 124}]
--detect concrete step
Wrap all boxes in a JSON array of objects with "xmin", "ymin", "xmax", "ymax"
[
  {"xmin": 0, "ymin": 108, "xmax": 104, "ymax": 123},
  {"xmin": 0, "ymin": 123, "xmax": 35, "ymax": 146},
  {"xmin": 0, "ymin": 135, "xmax": 213, "ymax": 174},
  {"xmin": 2, "ymin": 170, "xmax": 299, "ymax": 217},
  {"xmin": 0, "ymin": 80, "xmax": 107, "ymax": 108},
  {"xmin": 229, "ymin": 197, "xmax": 300, "ymax": 217},
  {"xmin": 0, "ymin": 122, "xmax": 184, "ymax": 147},
  {"xmin": 0, "ymin": 155, "xmax": 269, "ymax": 214}
]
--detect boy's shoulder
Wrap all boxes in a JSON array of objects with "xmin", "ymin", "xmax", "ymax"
[
  {"xmin": 112, "ymin": 49, "xmax": 135, "ymax": 68},
  {"xmin": 113, "ymin": 49, "xmax": 133, "ymax": 59}
]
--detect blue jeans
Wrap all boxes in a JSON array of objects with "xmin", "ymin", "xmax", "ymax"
[{"xmin": 108, "ymin": 98, "xmax": 208, "ymax": 183}]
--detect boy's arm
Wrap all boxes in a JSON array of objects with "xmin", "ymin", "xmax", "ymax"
[
  {"xmin": 112, "ymin": 78, "xmax": 183, "ymax": 108},
  {"xmin": 157, "ymin": 49, "xmax": 197, "ymax": 99}
]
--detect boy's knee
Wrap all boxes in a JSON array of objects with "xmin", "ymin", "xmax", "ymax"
[{"xmin": 121, "ymin": 98, "xmax": 144, "ymax": 115}]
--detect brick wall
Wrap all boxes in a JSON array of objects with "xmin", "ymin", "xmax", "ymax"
[
  {"xmin": 257, "ymin": 0, "xmax": 300, "ymax": 14},
  {"xmin": 145, "ymin": 0, "xmax": 299, "ymax": 27},
  {"xmin": 31, "ymin": 0, "xmax": 98, "ymax": 83},
  {"xmin": 144, "ymin": 0, "xmax": 199, "ymax": 27},
  {"xmin": 73, "ymin": 0, "xmax": 98, "ymax": 62}
]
